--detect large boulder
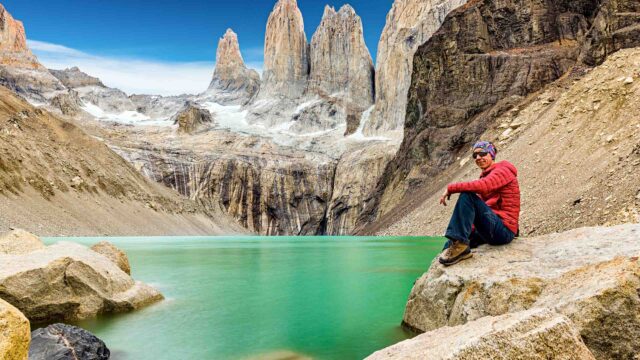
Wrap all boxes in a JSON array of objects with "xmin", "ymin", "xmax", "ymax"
[
  {"xmin": 403, "ymin": 223, "xmax": 640, "ymax": 358},
  {"xmin": 90, "ymin": 241, "xmax": 131, "ymax": 275},
  {"xmin": 367, "ymin": 309, "xmax": 595, "ymax": 359},
  {"xmin": 172, "ymin": 102, "xmax": 215, "ymax": 134},
  {"xmin": 29, "ymin": 323, "xmax": 109, "ymax": 360},
  {"xmin": 0, "ymin": 298, "xmax": 30, "ymax": 360},
  {"xmin": 0, "ymin": 231, "xmax": 163, "ymax": 323},
  {"xmin": 0, "ymin": 229, "xmax": 45, "ymax": 255}
]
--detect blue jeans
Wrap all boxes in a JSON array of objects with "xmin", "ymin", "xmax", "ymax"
[{"xmin": 444, "ymin": 192, "xmax": 515, "ymax": 249}]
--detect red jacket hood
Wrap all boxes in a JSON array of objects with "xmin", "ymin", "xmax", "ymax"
[{"xmin": 482, "ymin": 161, "xmax": 518, "ymax": 178}]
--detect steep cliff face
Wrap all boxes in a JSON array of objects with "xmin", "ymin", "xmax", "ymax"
[
  {"xmin": 0, "ymin": 4, "xmax": 42, "ymax": 69},
  {"xmin": 308, "ymin": 5, "xmax": 374, "ymax": 106},
  {"xmin": 363, "ymin": 0, "xmax": 468, "ymax": 136},
  {"xmin": 0, "ymin": 5, "xmax": 65, "ymax": 102},
  {"xmin": 109, "ymin": 130, "xmax": 337, "ymax": 235},
  {"xmin": 259, "ymin": 0, "xmax": 309, "ymax": 100},
  {"xmin": 205, "ymin": 29, "xmax": 260, "ymax": 104},
  {"xmin": 358, "ymin": 0, "xmax": 640, "ymax": 228}
]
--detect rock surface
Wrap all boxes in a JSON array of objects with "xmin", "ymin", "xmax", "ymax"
[
  {"xmin": 205, "ymin": 29, "xmax": 260, "ymax": 105},
  {"xmin": 0, "ymin": 4, "xmax": 43, "ymax": 70},
  {"xmin": 49, "ymin": 67, "xmax": 105, "ymax": 89},
  {"xmin": 29, "ymin": 323, "xmax": 109, "ymax": 360},
  {"xmin": 363, "ymin": 0, "xmax": 468, "ymax": 136},
  {"xmin": 258, "ymin": 0, "xmax": 309, "ymax": 100},
  {"xmin": 0, "ymin": 5, "xmax": 65, "ymax": 102},
  {"xmin": 172, "ymin": 102, "xmax": 215, "ymax": 134},
  {"xmin": 0, "ymin": 229, "xmax": 45, "ymax": 255},
  {"xmin": 0, "ymin": 231, "xmax": 163, "ymax": 322},
  {"xmin": 0, "ymin": 298, "xmax": 30, "ymax": 360},
  {"xmin": 368, "ymin": 309, "xmax": 595, "ymax": 360},
  {"xmin": 308, "ymin": 5, "xmax": 374, "ymax": 106},
  {"xmin": 403, "ymin": 223, "xmax": 640, "ymax": 359},
  {"xmin": 49, "ymin": 90, "xmax": 83, "ymax": 116},
  {"xmin": 90, "ymin": 241, "xmax": 131, "ymax": 275}
]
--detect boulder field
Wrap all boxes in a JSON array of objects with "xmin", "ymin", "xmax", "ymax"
[
  {"xmin": 369, "ymin": 223, "xmax": 640, "ymax": 358},
  {"xmin": 0, "ymin": 229, "xmax": 163, "ymax": 323}
]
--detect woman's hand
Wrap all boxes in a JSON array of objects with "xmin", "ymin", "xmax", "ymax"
[{"xmin": 439, "ymin": 188, "xmax": 451, "ymax": 206}]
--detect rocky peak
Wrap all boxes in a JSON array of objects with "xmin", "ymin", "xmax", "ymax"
[
  {"xmin": 0, "ymin": 4, "xmax": 44, "ymax": 69},
  {"xmin": 258, "ymin": 0, "xmax": 309, "ymax": 99},
  {"xmin": 308, "ymin": 4, "xmax": 374, "ymax": 106},
  {"xmin": 363, "ymin": 0, "xmax": 469, "ymax": 136},
  {"xmin": 49, "ymin": 67, "xmax": 106, "ymax": 88},
  {"xmin": 206, "ymin": 28, "xmax": 260, "ymax": 104}
]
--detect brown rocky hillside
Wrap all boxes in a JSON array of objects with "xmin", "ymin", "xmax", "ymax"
[
  {"xmin": 370, "ymin": 47, "xmax": 640, "ymax": 237},
  {"xmin": 0, "ymin": 86, "xmax": 245, "ymax": 235}
]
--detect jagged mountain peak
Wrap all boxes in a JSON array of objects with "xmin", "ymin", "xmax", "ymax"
[
  {"xmin": 309, "ymin": 2, "xmax": 374, "ymax": 106},
  {"xmin": 206, "ymin": 28, "xmax": 260, "ymax": 104}
]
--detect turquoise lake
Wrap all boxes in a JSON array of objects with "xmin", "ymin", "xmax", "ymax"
[{"xmin": 43, "ymin": 236, "xmax": 444, "ymax": 360}]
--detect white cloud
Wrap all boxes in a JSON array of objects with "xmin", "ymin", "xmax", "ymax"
[{"xmin": 27, "ymin": 40, "xmax": 263, "ymax": 96}]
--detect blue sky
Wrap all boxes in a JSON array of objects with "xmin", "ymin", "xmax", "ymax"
[{"xmin": 3, "ymin": 1, "xmax": 393, "ymax": 95}]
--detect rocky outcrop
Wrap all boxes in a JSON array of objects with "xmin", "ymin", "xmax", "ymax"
[
  {"xmin": 0, "ymin": 231, "xmax": 163, "ymax": 322},
  {"xmin": 402, "ymin": 223, "xmax": 640, "ymax": 359},
  {"xmin": 0, "ymin": 298, "xmax": 30, "ymax": 360},
  {"xmin": 205, "ymin": 29, "xmax": 260, "ymax": 105},
  {"xmin": 308, "ymin": 5, "xmax": 374, "ymax": 106},
  {"xmin": 368, "ymin": 309, "xmax": 595, "ymax": 360},
  {"xmin": 49, "ymin": 67, "xmax": 105, "ymax": 89},
  {"xmin": 0, "ymin": 4, "xmax": 43, "ymax": 70},
  {"xmin": 259, "ymin": 0, "xmax": 309, "ymax": 100},
  {"xmin": 325, "ymin": 144, "xmax": 396, "ymax": 235},
  {"xmin": 172, "ymin": 102, "xmax": 215, "ymax": 134},
  {"xmin": 29, "ymin": 324, "xmax": 110, "ymax": 360},
  {"xmin": 49, "ymin": 90, "xmax": 82, "ymax": 116},
  {"xmin": 0, "ymin": 5, "xmax": 65, "ymax": 103},
  {"xmin": 90, "ymin": 241, "xmax": 131, "ymax": 275},
  {"xmin": 363, "ymin": 0, "xmax": 468, "ymax": 136},
  {"xmin": 358, "ymin": 0, "xmax": 640, "ymax": 228}
]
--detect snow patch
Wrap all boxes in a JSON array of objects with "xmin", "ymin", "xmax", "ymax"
[{"xmin": 347, "ymin": 106, "xmax": 391, "ymax": 141}]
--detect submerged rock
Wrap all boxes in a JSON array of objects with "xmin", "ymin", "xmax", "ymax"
[
  {"xmin": 402, "ymin": 223, "xmax": 640, "ymax": 359},
  {"xmin": 0, "ymin": 298, "xmax": 30, "ymax": 360},
  {"xmin": 90, "ymin": 241, "xmax": 131, "ymax": 275},
  {"xmin": 29, "ymin": 323, "xmax": 109, "ymax": 360},
  {"xmin": 0, "ymin": 231, "xmax": 163, "ymax": 323},
  {"xmin": 367, "ymin": 309, "xmax": 595, "ymax": 359}
]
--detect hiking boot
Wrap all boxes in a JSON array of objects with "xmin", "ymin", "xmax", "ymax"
[{"xmin": 439, "ymin": 240, "xmax": 472, "ymax": 266}]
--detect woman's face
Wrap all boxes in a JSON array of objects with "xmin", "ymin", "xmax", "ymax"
[{"xmin": 473, "ymin": 149, "xmax": 494, "ymax": 170}]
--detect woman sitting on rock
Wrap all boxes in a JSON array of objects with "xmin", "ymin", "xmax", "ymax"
[{"xmin": 438, "ymin": 141, "xmax": 520, "ymax": 266}]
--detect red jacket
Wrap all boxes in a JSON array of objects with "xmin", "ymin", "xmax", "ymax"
[{"xmin": 447, "ymin": 161, "xmax": 520, "ymax": 234}]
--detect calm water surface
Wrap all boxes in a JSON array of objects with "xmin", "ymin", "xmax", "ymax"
[{"xmin": 43, "ymin": 236, "xmax": 444, "ymax": 360}]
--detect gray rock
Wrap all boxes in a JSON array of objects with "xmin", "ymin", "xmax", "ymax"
[
  {"xmin": 367, "ymin": 309, "xmax": 595, "ymax": 360},
  {"xmin": 29, "ymin": 323, "xmax": 110, "ymax": 360},
  {"xmin": 172, "ymin": 102, "xmax": 215, "ymax": 134},
  {"xmin": 308, "ymin": 5, "xmax": 374, "ymax": 106},
  {"xmin": 403, "ymin": 223, "xmax": 640, "ymax": 359}
]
